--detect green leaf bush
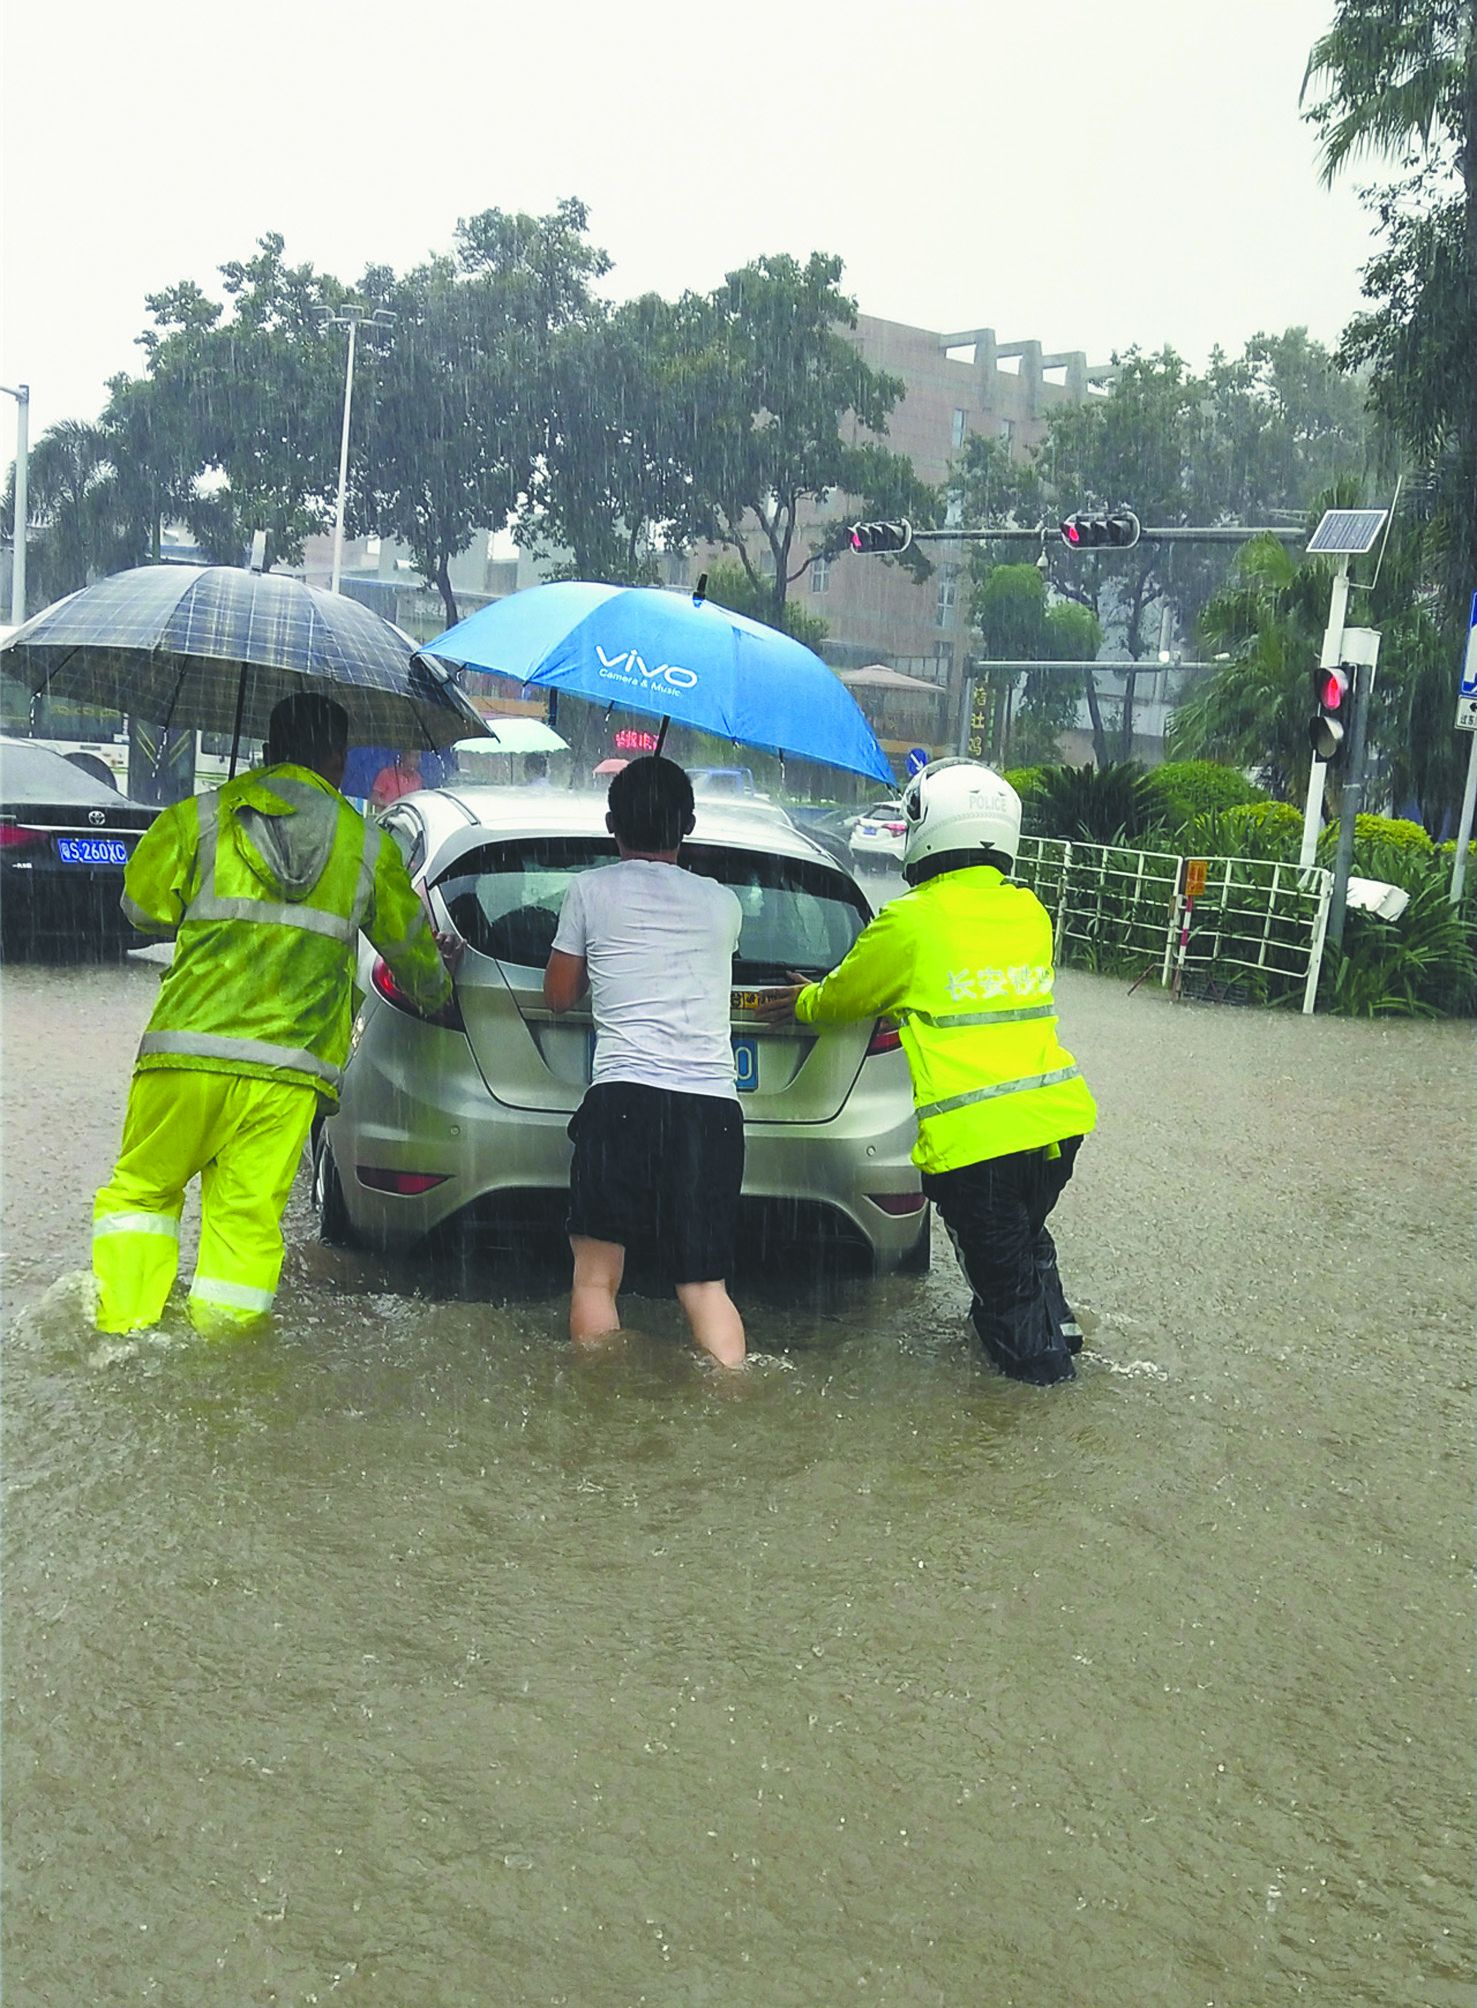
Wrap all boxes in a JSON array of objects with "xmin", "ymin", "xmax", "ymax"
[{"xmin": 1146, "ymin": 760, "xmax": 1267, "ymax": 836}]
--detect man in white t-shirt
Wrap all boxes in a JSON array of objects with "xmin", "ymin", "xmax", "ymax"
[{"xmin": 543, "ymin": 756, "xmax": 747, "ymax": 1366}]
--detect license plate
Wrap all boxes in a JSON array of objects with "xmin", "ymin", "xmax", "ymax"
[
  {"xmin": 732, "ymin": 1035, "xmax": 758, "ymax": 1093},
  {"xmin": 55, "ymin": 836, "xmax": 128, "ymax": 866},
  {"xmin": 587, "ymin": 1030, "xmax": 760, "ymax": 1092}
]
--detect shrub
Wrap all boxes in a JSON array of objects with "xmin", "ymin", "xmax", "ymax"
[
  {"xmin": 1324, "ymin": 860, "xmax": 1477, "ymax": 1017},
  {"xmin": 1031, "ymin": 763, "xmax": 1166, "ymax": 846},
  {"xmin": 1184, "ymin": 800, "xmax": 1303, "ymax": 861},
  {"xmin": 1002, "ymin": 765, "xmax": 1046, "ymax": 799},
  {"xmin": 1146, "ymin": 760, "xmax": 1267, "ymax": 836},
  {"xmin": 1317, "ymin": 813, "xmax": 1434, "ymax": 861}
]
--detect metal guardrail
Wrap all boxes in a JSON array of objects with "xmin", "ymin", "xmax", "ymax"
[{"xmin": 1014, "ymin": 837, "xmax": 1333, "ymax": 1015}]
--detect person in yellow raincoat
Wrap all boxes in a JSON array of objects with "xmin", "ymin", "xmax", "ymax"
[
  {"xmin": 92, "ymin": 692, "xmax": 456, "ymax": 1336},
  {"xmin": 760, "ymin": 760, "xmax": 1097, "ymax": 1386}
]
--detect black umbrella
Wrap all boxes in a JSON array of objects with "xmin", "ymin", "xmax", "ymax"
[{"xmin": 0, "ymin": 564, "xmax": 486, "ymax": 770}]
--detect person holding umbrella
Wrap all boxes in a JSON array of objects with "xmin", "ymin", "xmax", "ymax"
[{"xmin": 92, "ymin": 692, "xmax": 457, "ymax": 1337}]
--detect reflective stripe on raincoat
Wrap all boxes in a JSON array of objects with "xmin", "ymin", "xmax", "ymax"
[
  {"xmin": 121, "ymin": 763, "xmax": 450, "ymax": 1102},
  {"xmin": 795, "ymin": 865, "xmax": 1097, "ymax": 1175}
]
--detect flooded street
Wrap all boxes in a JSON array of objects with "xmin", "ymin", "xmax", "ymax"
[{"xmin": 2, "ymin": 950, "xmax": 1471, "ymax": 2007}]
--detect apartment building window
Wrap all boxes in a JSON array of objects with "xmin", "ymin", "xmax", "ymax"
[
  {"xmin": 1000, "ymin": 418, "xmax": 1015, "ymax": 448},
  {"xmin": 936, "ymin": 563, "xmax": 959, "ymax": 626},
  {"xmin": 944, "ymin": 490, "xmax": 964, "ymax": 528},
  {"xmin": 759, "ymin": 548, "xmax": 776, "ymax": 577},
  {"xmin": 950, "ymin": 408, "xmax": 968, "ymax": 449},
  {"xmin": 933, "ymin": 642, "xmax": 954, "ymax": 685},
  {"xmin": 810, "ymin": 554, "xmax": 830, "ymax": 594}
]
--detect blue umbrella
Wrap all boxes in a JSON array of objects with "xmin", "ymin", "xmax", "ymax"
[{"xmin": 426, "ymin": 581, "xmax": 895, "ymax": 786}]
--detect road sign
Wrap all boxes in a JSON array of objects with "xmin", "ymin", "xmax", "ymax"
[
  {"xmin": 1458, "ymin": 593, "xmax": 1477, "ymax": 732},
  {"xmin": 905, "ymin": 746, "xmax": 930, "ymax": 776},
  {"xmin": 1184, "ymin": 858, "xmax": 1208, "ymax": 899}
]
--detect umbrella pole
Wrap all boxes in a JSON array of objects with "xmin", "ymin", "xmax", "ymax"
[
  {"xmin": 656, "ymin": 715, "xmax": 670, "ymax": 756},
  {"xmin": 227, "ymin": 662, "xmax": 249, "ymax": 779}
]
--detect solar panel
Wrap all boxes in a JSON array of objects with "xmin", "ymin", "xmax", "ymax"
[{"xmin": 1307, "ymin": 508, "xmax": 1387, "ymax": 555}]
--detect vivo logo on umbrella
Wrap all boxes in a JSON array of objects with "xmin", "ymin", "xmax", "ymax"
[{"xmin": 594, "ymin": 645, "xmax": 698, "ymax": 691}]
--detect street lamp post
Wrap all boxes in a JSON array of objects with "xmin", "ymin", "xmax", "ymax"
[
  {"xmin": 317, "ymin": 308, "xmax": 393, "ymax": 596},
  {"xmin": 1, "ymin": 381, "xmax": 30, "ymax": 624}
]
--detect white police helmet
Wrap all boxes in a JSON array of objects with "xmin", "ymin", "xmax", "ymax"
[{"xmin": 901, "ymin": 758, "xmax": 1023, "ymax": 879}]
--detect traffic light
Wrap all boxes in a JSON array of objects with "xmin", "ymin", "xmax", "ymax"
[
  {"xmin": 848, "ymin": 520, "xmax": 913, "ymax": 555},
  {"xmin": 1059, "ymin": 509, "xmax": 1141, "ymax": 550},
  {"xmin": 1309, "ymin": 663, "xmax": 1350, "ymax": 763}
]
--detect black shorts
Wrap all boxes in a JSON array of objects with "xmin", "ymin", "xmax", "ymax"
[{"xmin": 567, "ymin": 1081, "xmax": 744, "ymax": 1285}]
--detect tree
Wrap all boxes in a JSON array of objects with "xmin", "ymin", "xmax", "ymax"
[
  {"xmin": 968, "ymin": 562, "xmax": 1101, "ymax": 767},
  {"xmin": 702, "ymin": 562, "xmax": 829, "ymax": 649},
  {"xmin": 1304, "ymin": 1, "xmax": 1476, "ymax": 671},
  {"xmin": 656, "ymin": 253, "xmax": 938, "ymax": 620},
  {"xmin": 0, "ymin": 420, "xmax": 141, "ymax": 604},
  {"xmin": 104, "ymin": 233, "xmax": 346, "ymax": 568},
  {"xmin": 1173, "ymin": 486, "xmax": 1463, "ymax": 826},
  {"xmin": 534, "ymin": 293, "xmax": 696, "ymax": 583},
  {"xmin": 364, "ymin": 200, "xmax": 611, "ymax": 625}
]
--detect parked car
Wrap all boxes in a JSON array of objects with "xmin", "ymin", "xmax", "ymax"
[
  {"xmin": 0, "ymin": 737, "xmax": 158, "ymax": 957},
  {"xmin": 317, "ymin": 789, "xmax": 929, "ymax": 1272},
  {"xmin": 847, "ymin": 800, "xmax": 908, "ymax": 873}
]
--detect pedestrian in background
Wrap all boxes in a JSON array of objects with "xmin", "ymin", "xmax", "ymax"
[
  {"xmin": 542, "ymin": 755, "xmax": 747, "ymax": 1367},
  {"xmin": 760, "ymin": 760, "xmax": 1095, "ymax": 1386},
  {"xmin": 92, "ymin": 693, "xmax": 457, "ymax": 1336}
]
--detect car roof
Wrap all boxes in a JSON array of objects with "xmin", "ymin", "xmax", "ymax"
[{"xmin": 392, "ymin": 783, "xmax": 847, "ymax": 873}]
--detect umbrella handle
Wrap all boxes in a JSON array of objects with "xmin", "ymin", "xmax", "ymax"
[
  {"xmin": 655, "ymin": 716, "xmax": 670, "ymax": 756},
  {"xmin": 228, "ymin": 663, "xmax": 249, "ymax": 779}
]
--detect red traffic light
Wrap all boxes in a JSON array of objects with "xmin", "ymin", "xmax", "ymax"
[
  {"xmin": 1309, "ymin": 662, "xmax": 1353, "ymax": 762},
  {"xmin": 1062, "ymin": 520, "xmax": 1082, "ymax": 546},
  {"xmin": 848, "ymin": 520, "xmax": 913, "ymax": 556},
  {"xmin": 1318, "ymin": 668, "xmax": 1348, "ymax": 710}
]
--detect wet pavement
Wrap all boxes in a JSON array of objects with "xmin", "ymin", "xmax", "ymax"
[{"xmin": 1, "ymin": 946, "xmax": 1472, "ymax": 2006}]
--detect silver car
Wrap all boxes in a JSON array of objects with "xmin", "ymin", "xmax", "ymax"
[{"xmin": 316, "ymin": 788, "xmax": 930, "ymax": 1272}]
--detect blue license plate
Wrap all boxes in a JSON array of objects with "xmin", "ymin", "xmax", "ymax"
[
  {"xmin": 55, "ymin": 836, "xmax": 128, "ymax": 866},
  {"xmin": 586, "ymin": 1031, "xmax": 760, "ymax": 1092}
]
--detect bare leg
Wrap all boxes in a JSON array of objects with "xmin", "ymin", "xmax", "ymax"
[
  {"xmin": 675, "ymin": 1280, "xmax": 746, "ymax": 1369},
  {"xmin": 569, "ymin": 1236, "xmax": 625, "ymax": 1344}
]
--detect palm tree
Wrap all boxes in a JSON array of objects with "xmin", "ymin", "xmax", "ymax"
[
  {"xmin": 1302, "ymin": 2, "xmax": 1470, "ymax": 189},
  {"xmin": 1, "ymin": 420, "xmax": 142, "ymax": 605}
]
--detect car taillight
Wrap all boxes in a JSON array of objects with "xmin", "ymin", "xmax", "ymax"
[
  {"xmin": 867, "ymin": 1190, "xmax": 927, "ymax": 1216},
  {"xmin": 0, "ymin": 824, "xmax": 43, "ymax": 849},
  {"xmin": 884, "ymin": 822, "xmax": 906, "ymax": 835},
  {"xmin": 370, "ymin": 955, "xmax": 464, "ymax": 1030},
  {"xmin": 356, "ymin": 1167, "xmax": 450, "ymax": 1196},
  {"xmin": 866, "ymin": 1019, "xmax": 902, "ymax": 1056}
]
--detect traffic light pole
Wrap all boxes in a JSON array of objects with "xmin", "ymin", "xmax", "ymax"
[
  {"xmin": 1301, "ymin": 557, "xmax": 1352, "ymax": 868},
  {"xmin": 904, "ymin": 526, "xmax": 1308, "ymax": 547}
]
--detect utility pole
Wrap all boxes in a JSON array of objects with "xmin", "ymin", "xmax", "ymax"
[
  {"xmin": 317, "ymin": 307, "xmax": 394, "ymax": 596},
  {"xmin": 2, "ymin": 381, "xmax": 29, "ymax": 624}
]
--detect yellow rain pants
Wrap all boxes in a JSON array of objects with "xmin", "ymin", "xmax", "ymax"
[{"xmin": 92, "ymin": 1071, "xmax": 317, "ymax": 1336}]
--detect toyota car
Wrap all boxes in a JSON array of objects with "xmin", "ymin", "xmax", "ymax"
[
  {"xmin": 0, "ymin": 736, "xmax": 158, "ymax": 957},
  {"xmin": 316, "ymin": 789, "xmax": 929, "ymax": 1271}
]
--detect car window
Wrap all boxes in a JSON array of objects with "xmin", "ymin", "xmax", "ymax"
[{"xmin": 434, "ymin": 835, "xmax": 868, "ymax": 978}]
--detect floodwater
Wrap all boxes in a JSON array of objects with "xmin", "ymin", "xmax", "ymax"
[{"xmin": 1, "ymin": 947, "xmax": 1471, "ymax": 2007}]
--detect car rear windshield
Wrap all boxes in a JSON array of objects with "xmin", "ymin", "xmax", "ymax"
[{"xmin": 435, "ymin": 837, "xmax": 869, "ymax": 980}]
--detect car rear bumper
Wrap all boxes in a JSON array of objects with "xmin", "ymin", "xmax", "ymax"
[{"xmin": 324, "ymin": 1010, "xmax": 925, "ymax": 1268}]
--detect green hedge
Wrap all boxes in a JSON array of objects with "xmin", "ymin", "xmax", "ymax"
[
  {"xmin": 1146, "ymin": 760, "xmax": 1267, "ymax": 836},
  {"xmin": 1317, "ymin": 813, "xmax": 1434, "ymax": 859}
]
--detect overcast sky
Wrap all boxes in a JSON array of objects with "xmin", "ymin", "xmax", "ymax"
[{"xmin": 3, "ymin": 0, "xmax": 1372, "ymax": 444}]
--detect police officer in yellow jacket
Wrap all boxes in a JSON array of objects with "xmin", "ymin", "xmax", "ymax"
[
  {"xmin": 93, "ymin": 692, "xmax": 454, "ymax": 1336},
  {"xmin": 761, "ymin": 760, "xmax": 1096, "ymax": 1385}
]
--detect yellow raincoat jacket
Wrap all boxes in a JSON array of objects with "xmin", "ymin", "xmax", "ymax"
[
  {"xmin": 796, "ymin": 865, "xmax": 1096, "ymax": 1175},
  {"xmin": 121, "ymin": 763, "xmax": 450, "ymax": 1102}
]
